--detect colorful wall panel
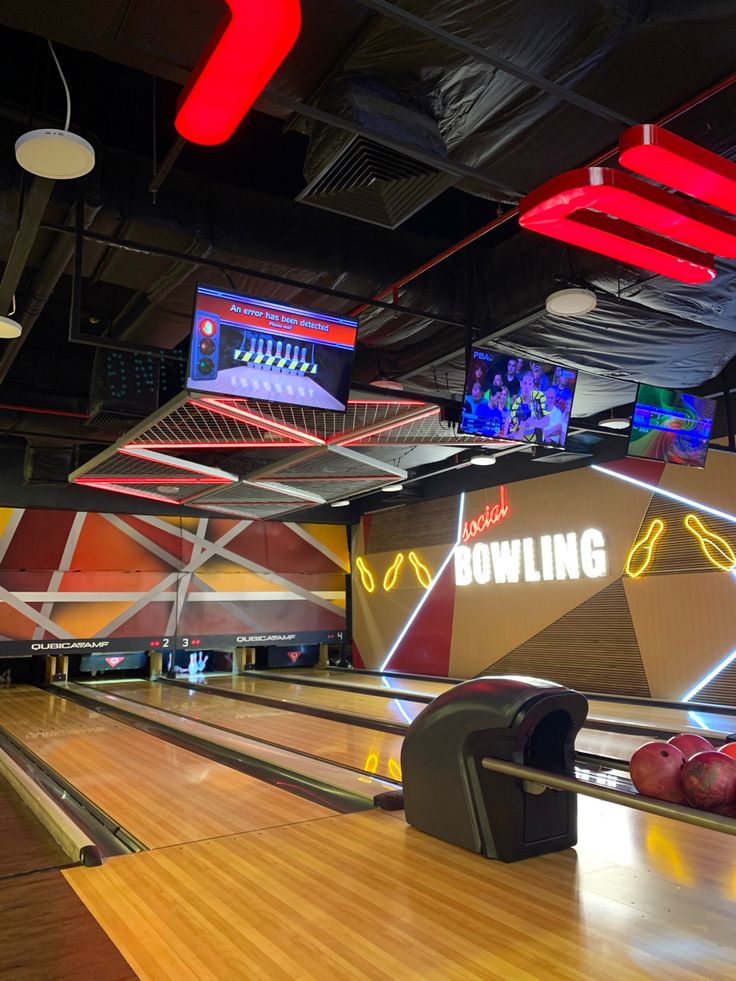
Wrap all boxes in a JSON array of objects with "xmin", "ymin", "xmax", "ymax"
[
  {"xmin": 352, "ymin": 451, "xmax": 736, "ymax": 704},
  {"xmin": 0, "ymin": 509, "xmax": 348, "ymax": 655}
]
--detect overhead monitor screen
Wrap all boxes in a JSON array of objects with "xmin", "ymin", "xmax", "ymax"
[
  {"xmin": 459, "ymin": 347, "xmax": 578, "ymax": 448},
  {"xmin": 628, "ymin": 384, "xmax": 716, "ymax": 468},
  {"xmin": 187, "ymin": 285, "xmax": 358, "ymax": 412}
]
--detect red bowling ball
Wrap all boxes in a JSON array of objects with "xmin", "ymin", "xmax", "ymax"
[
  {"xmin": 629, "ymin": 741, "xmax": 686, "ymax": 803},
  {"xmin": 667, "ymin": 732, "xmax": 714, "ymax": 760},
  {"xmin": 681, "ymin": 751, "xmax": 736, "ymax": 812}
]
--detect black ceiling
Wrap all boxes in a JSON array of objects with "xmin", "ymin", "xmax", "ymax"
[{"xmin": 1, "ymin": 0, "xmax": 736, "ymax": 520}]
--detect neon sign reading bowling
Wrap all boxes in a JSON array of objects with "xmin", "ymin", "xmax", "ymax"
[
  {"xmin": 462, "ymin": 486, "xmax": 510, "ymax": 543},
  {"xmin": 455, "ymin": 529, "xmax": 607, "ymax": 586}
]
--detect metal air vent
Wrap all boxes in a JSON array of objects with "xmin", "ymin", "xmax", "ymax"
[{"xmin": 297, "ymin": 136, "xmax": 455, "ymax": 229}]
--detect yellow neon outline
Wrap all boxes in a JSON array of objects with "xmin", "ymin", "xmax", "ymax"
[
  {"xmin": 407, "ymin": 551, "xmax": 432, "ymax": 589},
  {"xmin": 387, "ymin": 758, "xmax": 403, "ymax": 782},
  {"xmin": 684, "ymin": 513, "xmax": 736, "ymax": 572},
  {"xmin": 355, "ymin": 556, "xmax": 376, "ymax": 593},
  {"xmin": 364, "ymin": 752, "xmax": 378, "ymax": 774},
  {"xmin": 625, "ymin": 518, "xmax": 665, "ymax": 579},
  {"xmin": 383, "ymin": 552, "xmax": 405, "ymax": 592}
]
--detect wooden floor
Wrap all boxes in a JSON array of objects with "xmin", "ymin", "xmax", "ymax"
[
  {"xmin": 65, "ymin": 796, "xmax": 736, "ymax": 981},
  {"xmin": 0, "ymin": 687, "xmax": 333, "ymax": 849},
  {"xmin": 103, "ymin": 681, "xmax": 405, "ymax": 781},
  {"xmin": 0, "ymin": 869, "xmax": 135, "ymax": 981},
  {"xmin": 0, "ymin": 770, "xmax": 69, "ymax": 878},
  {"xmin": 183, "ymin": 673, "xmax": 424, "ymax": 724}
]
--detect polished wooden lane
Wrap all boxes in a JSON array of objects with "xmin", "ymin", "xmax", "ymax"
[
  {"xmin": 588, "ymin": 699, "xmax": 736, "ymax": 740},
  {"xmin": 0, "ymin": 687, "xmax": 333, "ymax": 849},
  {"xmin": 0, "ymin": 770, "xmax": 69, "ymax": 878},
  {"xmin": 65, "ymin": 796, "xmax": 736, "ymax": 980},
  {"xmin": 268, "ymin": 668, "xmax": 453, "ymax": 699},
  {"xmin": 184, "ymin": 673, "xmax": 424, "ymax": 724},
  {"xmin": 100, "ymin": 681, "xmax": 405, "ymax": 782},
  {"xmin": 0, "ymin": 870, "xmax": 135, "ymax": 981}
]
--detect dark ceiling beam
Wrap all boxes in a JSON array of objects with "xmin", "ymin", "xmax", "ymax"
[
  {"xmin": 42, "ymin": 221, "xmax": 481, "ymax": 334},
  {"xmin": 354, "ymin": 0, "xmax": 637, "ymax": 129},
  {"xmin": 0, "ymin": 191, "xmax": 102, "ymax": 386},
  {"xmin": 0, "ymin": 176, "xmax": 54, "ymax": 315}
]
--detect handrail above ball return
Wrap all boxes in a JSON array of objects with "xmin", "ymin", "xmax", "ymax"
[{"xmin": 481, "ymin": 757, "xmax": 736, "ymax": 837}]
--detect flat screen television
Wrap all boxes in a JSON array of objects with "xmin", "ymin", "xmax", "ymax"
[
  {"xmin": 458, "ymin": 347, "xmax": 578, "ymax": 448},
  {"xmin": 187, "ymin": 285, "xmax": 358, "ymax": 412},
  {"xmin": 627, "ymin": 384, "xmax": 716, "ymax": 468}
]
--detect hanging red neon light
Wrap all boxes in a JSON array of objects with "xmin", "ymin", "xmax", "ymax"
[
  {"xmin": 461, "ymin": 486, "xmax": 510, "ymax": 543},
  {"xmin": 519, "ymin": 125, "xmax": 736, "ymax": 284},
  {"xmin": 175, "ymin": 1, "xmax": 301, "ymax": 146}
]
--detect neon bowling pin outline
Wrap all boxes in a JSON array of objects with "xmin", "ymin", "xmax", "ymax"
[
  {"xmin": 684, "ymin": 513, "xmax": 736, "ymax": 572},
  {"xmin": 625, "ymin": 518, "xmax": 665, "ymax": 579},
  {"xmin": 407, "ymin": 551, "xmax": 432, "ymax": 589},
  {"xmin": 383, "ymin": 553, "xmax": 405, "ymax": 592},
  {"xmin": 355, "ymin": 556, "xmax": 376, "ymax": 594}
]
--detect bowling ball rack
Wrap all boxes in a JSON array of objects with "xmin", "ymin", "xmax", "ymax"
[{"xmin": 481, "ymin": 755, "xmax": 736, "ymax": 837}]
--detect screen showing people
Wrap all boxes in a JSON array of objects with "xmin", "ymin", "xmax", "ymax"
[
  {"xmin": 459, "ymin": 348, "xmax": 577, "ymax": 448},
  {"xmin": 628, "ymin": 384, "xmax": 716, "ymax": 468},
  {"xmin": 187, "ymin": 285, "xmax": 358, "ymax": 412}
]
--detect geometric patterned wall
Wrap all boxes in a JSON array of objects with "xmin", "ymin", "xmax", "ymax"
[
  {"xmin": 490, "ymin": 580, "xmax": 651, "ymax": 696},
  {"xmin": 0, "ymin": 507, "xmax": 348, "ymax": 655}
]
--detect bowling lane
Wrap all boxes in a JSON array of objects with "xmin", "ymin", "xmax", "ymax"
[
  {"xmin": 263, "ymin": 668, "xmax": 453, "ymax": 699},
  {"xmin": 0, "ymin": 765, "xmax": 69, "ymax": 877},
  {"xmin": 587, "ymin": 698, "xmax": 736, "ymax": 740},
  {"xmin": 186, "ymin": 673, "xmax": 424, "ymax": 725},
  {"xmin": 0, "ymin": 687, "xmax": 332, "ymax": 849},
  {"xmin": 99, "ymin": 680, "xmax": 405, "ymax": 781},
  {"xmin": 204, "ymin": 669, "xmax": 736, "ymax": 739}
]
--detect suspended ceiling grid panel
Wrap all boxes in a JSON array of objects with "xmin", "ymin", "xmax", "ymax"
[
  {"xmin": 194, "ymin": 480, "xmax": 315, "ymax": 519},
  {"xmin": 349, "ymin": 412, "xmax": 501, "ymax": 446},
  {"xmin": 128, "ymin": 399, "xmax": 307, "ymax": 447},
  {"xmin": 248, "ymin": 446, "xmax": 407, "ymax": 502},
  {"xmin": 76, "ymin": 452, "xmax": 220, "ymax": 482},
  {"xmin": 190, "ymin": 396, "xmax": 432, "ymax": 443}
]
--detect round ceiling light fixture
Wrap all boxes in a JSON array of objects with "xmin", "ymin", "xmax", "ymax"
[
  {"xmin": 370, "ymin": 375, "xmax": 405, "ymax": 392},
  {"xmin": 0, "ymin": 315, "xmax": 22, "ymax": 339},
  {"xmin": 545, "ymin": 288, "xmax": 597, "ymax": 317},
  {"xmin": 15, "ymin": 40, "xmax": 95, "ymax": 180},
  {"xmin": 330, "ymin": 499, "xmax": 350, "ymax": 508},
  {"xmin": 156, "ymin": 485, "xmax": 180, "ymax": 495},
  {"xmin": 599, "ymin": 416, "xmax": 631, "ymax": 430},
  {"xmin": 469, "ymin": 453, "xmax": 497, "ymax": 467},
  {"xmin": 382, "ymin": 483, "xmax": 404, "ymax": 493},
  {"xmin": 15, "ymin": 129, "xmax": 95, "ymax": 179}
]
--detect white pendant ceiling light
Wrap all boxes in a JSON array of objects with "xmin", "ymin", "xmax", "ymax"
[
  {"xmin": 469, "ymin": 454, "xmax": 497, "ymax": 466},
  {"xmin": 382, "ymin": 483, "xmax": 404, "ymax": 493},
  {"xmin": 0, "ymin": 296, "xmax": 21, "ymax": 339},
  {"xmin": 330, "ymin": 499, "xmax": 350, "ymax": 508},
  {"xmin": 599, "ymin": 415, "xmax": 631, "ymax": 430},
  {"xmin": 370, "ymin": 375, "xmax": 405, "ymax": 391},
  {"xmin": 15, "ymin": 40, "xmax": 95, "ymax": 180},
  {"xmin": 545, "ymin": 288, "xmax": 597, "ymax": 316}
]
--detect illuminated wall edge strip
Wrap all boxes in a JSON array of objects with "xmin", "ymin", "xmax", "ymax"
[
  {"xmin": 593, "ymin": 466, "xmax": 736, "ymax": 700},
  {"xmin": 379, "ymin": 492, "xmax": 465, "ymax": 672},
  {"xmin": 591, "ymin": 465, "xmax": 736, "ymax": 524},
  {"xmin": 682, "ymin": 647, "xmax": 736, "ymax": 702}
]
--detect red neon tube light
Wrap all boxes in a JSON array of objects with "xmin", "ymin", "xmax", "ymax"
[
  {"xmin": 335, "ymin": 407, "xmax": 439, "ymax": 446},
  {"xmin": 73, "ymin": 481, "xmax": 180, "ymax": 504},
  {"xmin": 175, "ymin": 1, "xmax": 301, "ymax": 145},
  {"xmin": 124, "ymin": 441, "xmax": 307, "ymax": 450},
  {"xmin": 619, "ymin": 125, "xmax": 736, "ymax": 215},
  {"xmin": 120, "ymin": 445, "xmax": 236, "ymax": 481},
  {"xmin": 519, "ymin": 168, "xmax": 722, "ymax": 284},
  {"xmin": 197, "ymin": 397, "xmax": 325, "ymax": 445},
  {"xmin": 75, "ymin": 476, "xmax": 230, "ymax": 485}
]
